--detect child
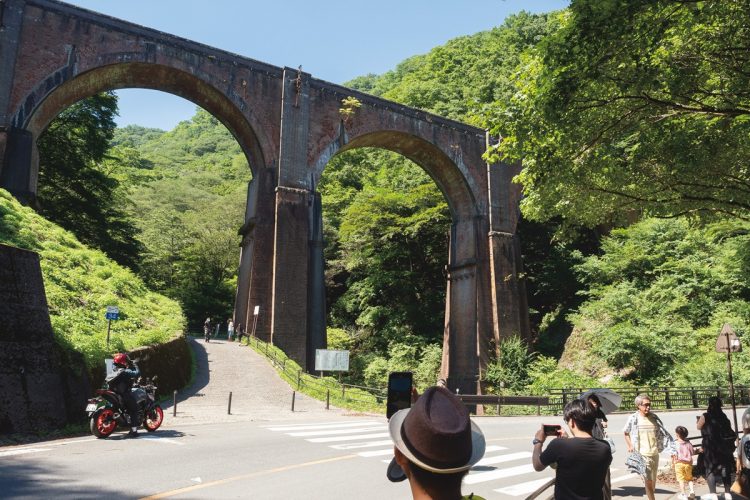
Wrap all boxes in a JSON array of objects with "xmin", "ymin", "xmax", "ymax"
[{"xmin": 673, "ymin": 425, "xmax": 695, "ymax": 499}]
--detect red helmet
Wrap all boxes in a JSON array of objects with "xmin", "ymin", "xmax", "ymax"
[{"xmin": 113, "ymin": 353, "xmax": 129, "ymax": 367}]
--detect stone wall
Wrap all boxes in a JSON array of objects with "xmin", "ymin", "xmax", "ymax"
[
  {"xmin": 0, "ymin": 243, "xmax": 90, "ymax": 433},
  {"xmin": 88, "ymin": 336, "xmax": 192, "ymax": 399}
]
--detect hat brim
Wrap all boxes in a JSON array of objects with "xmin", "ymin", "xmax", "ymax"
[{"xmin": 388, "ymin": 408, "xmax": 486, "ymax": 474}]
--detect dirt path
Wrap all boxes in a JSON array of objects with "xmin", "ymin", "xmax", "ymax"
[{"xmin": 162, "ymin": 337, "xmax": 351, "ymax": 424}]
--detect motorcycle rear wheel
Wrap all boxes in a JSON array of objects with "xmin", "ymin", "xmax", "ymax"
[
  {"xmin": 90, "ymin": 408, "xmax": 117, "ymax": 438},
  {"xmin": 143, "ymin": 405, "xmax": 164, "ymax": 432}
]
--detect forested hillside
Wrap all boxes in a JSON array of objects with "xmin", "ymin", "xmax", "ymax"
[
  {"xmin": 15, "ymin": 1, "xmax": 749, "ymax": 392},
  {"xmin": 0, "ymin": 188, "xmax": 183, "ymax": 370}
]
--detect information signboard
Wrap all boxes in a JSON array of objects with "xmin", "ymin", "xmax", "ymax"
[{"xmin": 314, "ymin": 349, "xmax": 350, "ymax": 372}]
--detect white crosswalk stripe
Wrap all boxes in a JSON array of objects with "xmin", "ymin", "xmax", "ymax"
[
  {"xmin": 330, "ymin": 439, "xmax": 394, "ymax": 450},
  {"xmin": 464, "ymin": 464, "xmax": 537, "ymax": 484},
  {"xmin": 307, "ymin": 432, "xmax": 390, "ymax": 443},
  {"xmin": 494, "ymin": 477, "xmax": 554, "ymax": 497},
  {"xmin": 263, "ymin": 420, "xmax": 623, "ymax": 498},
  {"xmin": 289, "ymin": 425, "xmax": 385, "ymax": 437}
]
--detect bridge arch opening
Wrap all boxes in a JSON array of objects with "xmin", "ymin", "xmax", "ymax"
[
  {"xmin": 315, "ymin": 131, "xmax": 481, "ymax": 388},
  {"xmin": 20, "ymin": 62, "xmax": 269, "ymax": 183},
  {"xmin": 30, "ymin": 81, "xmax": 254, "ymax": 334}
]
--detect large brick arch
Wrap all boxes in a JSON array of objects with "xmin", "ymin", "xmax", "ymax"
[
  {"xmin": 20, "ymin": 62, "xmax": 270, "ymax": 184},
  {"xmin": 0, "ymin": 0, "xmax": 529, "ymax": 395}
]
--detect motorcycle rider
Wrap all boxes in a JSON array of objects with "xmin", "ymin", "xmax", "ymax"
[{"xmin": 107, "ymin": 353, "xmax": 141, "ymax": 437}]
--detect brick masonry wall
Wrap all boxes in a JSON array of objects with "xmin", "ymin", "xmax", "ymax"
[{"xmin": 0, "ymin": 244, "xmax": 190, "ymax": 433}]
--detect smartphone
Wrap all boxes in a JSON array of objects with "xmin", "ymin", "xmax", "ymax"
[
  {"xmin": 386, "ymin": 371, "xmax": 413, "ymax": 420},
  {"xmin": 543, "ymin": 424, "xmax": 561, "ymax": 436}
]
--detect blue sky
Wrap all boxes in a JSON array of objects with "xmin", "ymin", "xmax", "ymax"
[{"xmin": 65, "ymin": 1, "xmax": 569, "ymax": 130}]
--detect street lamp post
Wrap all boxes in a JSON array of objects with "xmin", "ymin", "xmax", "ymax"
[{"xmin": 716, "ymin": 323, "xmax": 742, "ymax": 435}]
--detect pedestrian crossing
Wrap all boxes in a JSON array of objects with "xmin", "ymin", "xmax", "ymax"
[{"xmin": 263, "ymin": 419, "xmax": 634, "ymax": 498}]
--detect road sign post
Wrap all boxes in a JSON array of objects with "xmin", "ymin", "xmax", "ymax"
[
  {"xmin": 250, "ymin": 305, "xmax": 260, "ymax": 339},
  {"xmin": 716, "ymin": 323, "xmax": 742, "ymax": 435},
  {"xmin": 105, "ymin": 306, "xmax": 120, "ymax": 347}
]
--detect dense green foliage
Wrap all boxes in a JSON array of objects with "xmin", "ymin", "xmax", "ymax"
[
  {"xmin": 486, "ymin": 0, "xmax": 750, "ymax": 227},
  {"xmin": 37, "ymin": 92, "xmax": 143, "ymax": 270},
  {"xmin": 565, "ymin": 218, "xmax": 750, "ymax": 386},
  {"xmin": 110, "ymin": 111, "xmax": 251, "ymax": 329},
  {"xmin": 0, "ymin": 188, "xmax": 184, "ymax": 369}
]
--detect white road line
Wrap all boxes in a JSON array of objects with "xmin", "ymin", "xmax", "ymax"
[
  {"xmin": 357, "ymin": 448, "xmax": 394, "ymax": 457},
  {"xmin": 475, "ymin": 451, "xmax": 532, "ymax": 466},
  {"xmin": 265, "ymin": 421, "xmax": 380, "ymax": 432},
  {"xmin": 289, "ymin": 426, "xmax": 385, "ymax": 437},
  {"xmin": 307, "ymin": 432, "xmax": 390, "ymax": 443},
  {"xmin": 494, "ymin": 477, "xmax": 554, "ymax": 496},
  {"xmin": 0, "ymin": 448, "xmax": 52, "ymax": 458},
  {"xmin": 464, "ymin": 464, "xmax": 536, "ymax": 484},
  {"xmin": 330, "ymin": 440, "xmax": 394, "ymax": 450}
]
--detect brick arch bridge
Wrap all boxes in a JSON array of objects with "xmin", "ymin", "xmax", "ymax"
[{"xmin": 0, "ymin": 0, "xmax": 529, "ymax": 394}]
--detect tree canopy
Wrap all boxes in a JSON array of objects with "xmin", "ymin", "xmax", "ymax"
[
  {"xmin": 37, "ymin": 92, "xmax": 143, "ymax": 270},
  {"xmin": 486, "ymin": 0, "xmax": 750, "ymax": 226}
]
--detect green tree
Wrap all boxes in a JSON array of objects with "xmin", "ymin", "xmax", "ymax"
[
  {"xmin": 37, "ymin": 92, "xmax": 143, "ymax": 269},
  {"xmin": 486, "ymin": 0, "xmax": 750, "ymax": 226},
  {"xmin": 568, "ymin": 218, "xmax": 750, "ymax": 384}
]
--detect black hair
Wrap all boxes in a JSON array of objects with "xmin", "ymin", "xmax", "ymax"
[
  {"xmin": 707, "ymin": 396, "xmax": 723, "ymax": 415},
  {"xmin": 587, "ymin": 394, "xmax": 603, "ymax": 407},
  {"xmin": 409, "ymin": 462, "xmax": 467, "ymax": 492},
  {"xmin": 675, "ymin": 426, "xmax": 689, "ymax": 439},
  {"xmin": 563, "ymin": 399, "xmax": 596, "ymax": 434}
]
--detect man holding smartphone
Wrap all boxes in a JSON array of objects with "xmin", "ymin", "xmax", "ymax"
[{"xmin": 532, "ymin": 399, "xmax": 612, "ymax": 499}]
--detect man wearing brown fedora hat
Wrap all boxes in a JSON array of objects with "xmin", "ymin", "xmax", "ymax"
[
  {"xmin": 389, "ymin": 386, "xmax": 487, "ymax": 500},
  {"xmin": 532, "ymin": 399, "xmax": 612, "ymax": 499}
]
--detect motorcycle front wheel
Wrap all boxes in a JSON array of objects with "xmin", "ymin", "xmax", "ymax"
[
  {"xmin": 90, "ymin": 408, "xmax": 117, "ymax": 438},
  {"xmin": 143, "ymin": 405, "xmax": 164, "ymax": 432}
]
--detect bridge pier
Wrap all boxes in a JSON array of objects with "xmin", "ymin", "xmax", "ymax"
[{"xmin": 0, "ymin": 127, "xmax": 36, "ymax": 204}]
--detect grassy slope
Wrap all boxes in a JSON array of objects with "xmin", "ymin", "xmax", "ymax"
[{"xmin": 0, "ymin": 188, "xmax": 185, "ymax": 370}]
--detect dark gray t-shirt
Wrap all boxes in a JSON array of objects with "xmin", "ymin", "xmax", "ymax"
[{"xmin": 540, "ymin": 436, "xmax": 612, "ymax": 500}]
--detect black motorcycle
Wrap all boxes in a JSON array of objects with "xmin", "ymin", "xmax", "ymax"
[{"xmin": 86, "ymin": 376, "xmax": 164, "ymax": 438}]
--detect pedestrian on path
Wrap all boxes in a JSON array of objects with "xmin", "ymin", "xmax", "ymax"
[
  {"xmin": 236, "ymin": 323, "xmax": 246, "ymax": 344},
  {"xmin": 203, "ymin": 317, "xmax": 211, "ymax": 343},
  {"xmin": 227, "ymin": 319, "xmax": 234, "ymax": 341},
  {"xmin": 698, "ymin": 396, "xmax": 736, "ymax": 495},
  {"xmin": 673, "ymin": 425, "xmax": 696, "ymax": 499},
  {"xmin": 623, "ymin": 393, "xmax": 676, "ymax": 500},
  {"xmin": 532, "ymin": 399, "xmax": 612, "ymax": 499}
]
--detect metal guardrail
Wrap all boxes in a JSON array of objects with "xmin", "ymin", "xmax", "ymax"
[
  {"xmin": 238, "ymin": 336, "xmax": 750, "ymax": 416},
  {"xmin": 548, "ymin": 386, "xmax": 750, "ymax": 414},
  {"xmin": 245, "ymin": 336, "xmax": 386, "ymax": 410},
  {"xmin": 458, "ymin": 394, "xmax": 550, "ymax": 415}
]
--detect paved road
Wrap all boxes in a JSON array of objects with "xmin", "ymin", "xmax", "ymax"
[{"xmin": 0, "ymin": 336, "xmax": 745, "ymax": 499}]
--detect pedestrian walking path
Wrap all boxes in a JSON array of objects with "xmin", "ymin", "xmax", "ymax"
[{"xmin": 161, "ymin": 336, "xmax": 352, "ymax": 424}]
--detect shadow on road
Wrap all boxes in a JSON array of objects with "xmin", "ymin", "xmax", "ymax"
[
  {"xmin": 0, "ymin": 461, "xmax": 128, "ymax": 499},
  {"xmin": 163, "ymin": 337, "xmax": 210, "ymax": 406}
]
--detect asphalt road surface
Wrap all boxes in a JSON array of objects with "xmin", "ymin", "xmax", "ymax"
[{"xmin": 0, "ymin": 338, "xmax": 742, "ymax": 499}]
